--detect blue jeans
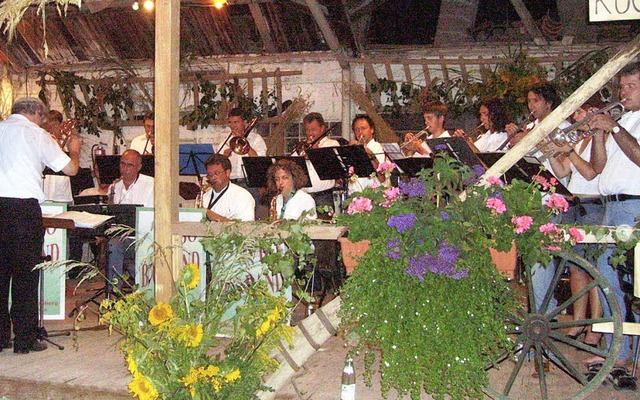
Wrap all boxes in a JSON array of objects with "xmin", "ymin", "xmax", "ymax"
[
  {"xmin": 531, "ymin": 213, "xmax": 564, "ymax": 314},
  {"xmin": 597, "ymin": 198, "xmax": 640, "ymax": 362},
  {"xmin": 106, "ymin": 237, "xmax": 136, "ymax": 292}
]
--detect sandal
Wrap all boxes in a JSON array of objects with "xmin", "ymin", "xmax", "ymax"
[
  {"xmin": 610, "ymin": 367, "xmax": 637, "ymax": 391},
  {"xmin": 584, "ymin": 362, "xmax": 606, "ymax": 383}
]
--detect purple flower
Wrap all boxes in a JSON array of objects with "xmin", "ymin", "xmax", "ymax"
[
  {"xmin": 387, "ymin": 213, "xmax": 416, "ymax": 234},
  {"xmin": 404, "ymin": 241, "xmax": 468, "ymax": 281},
  {"xmin": 386, "ymin": 237, "xmax": 402, "ymax": 259},
  {"xmin": 471, "ymin": 164, "xmax": 486, "ymax": 177},
  {"xmin": 437, "ymin": 241, "xmax": 460, "ymax": 264},
  {"xmin": 399, "ymin": 178, "xmax": 426, "ymax": 198},
  {"xmin": 434, "ymin": 144, "xmax": 448, "ymax": 152},
  {"xmin": 440, "ymin": 211, "xmax": 449, "ymax": 221}
]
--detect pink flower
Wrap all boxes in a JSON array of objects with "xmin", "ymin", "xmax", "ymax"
[
  {"xmin": 384, "ymin": 187, "xmax": 400, "ymax": 201},
  {"xmin": 549, "ymin": 177, "xmax": 558, "ymax": 187},
  {"xmin": 511, "ymin": 215, "xmax": 533, "ymax": 234},
  {"xmin": 569, "ymin": 227, "xmax": 584, "ymax": 243},
  {"xmin": 370, "ymin": 180, "xmax": 381, "ymax": 189},
  {"xmin": 539, "ymin": 222, "xmax": 560, "ymax": 234},
  {"xmin": 347, "ymin": 196, "xmax": 373, "ymax": 215},
  {"xmin": 486, "ymin": 197, "xmax": 507, "ymax": 214},
  {"xmin": 486, "ymin": 176, "xmax": 503, "ymax": 186},
  {"xmin": 348, "ymin": 166, "xmax": 355, "ymax": 177},
  {"xmin": 533, "ymin": 175, "xmax": 550, "ymax": 190},
  {"xmin": 547, "ymin": 245, "xmax": 562, "ymax": 251},
  {"xmin": 377, "ymin": 161, "xmax": 397, "ymax": 173},
  {"xmin": 545, "ymin": 194, "xmax": 569, "ymax": 213}
]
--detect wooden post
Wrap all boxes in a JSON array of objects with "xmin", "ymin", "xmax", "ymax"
[
  {"xmin": 483, "ymin": 34, "xmax": 640, "ymax": 180},
  {"xmin": 154, "ymin": 0, "xmax": 180, "ymax": 302}
]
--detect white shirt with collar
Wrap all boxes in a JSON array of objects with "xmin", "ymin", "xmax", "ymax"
[
  {"xmin": 474, "ymin": 130, "xmax": 509, "ymax": 153},
  {"xmin": 0, "ymin": 114, "xmax": 70, "ymax": 203},
  {"xmin": 567, "ymin": 139, "xmax": 600, "ymax": 196},
  {"xmin": 414, "ymin": 130, "xmax": 451, "ymax": 157},
  {"xmin": 293, "ymin": 136, "xmax": 340, "ymax": 194},
  {"xmin": 276, "ymin": 190, "xmax": 317, "ymax": 220},
  {"xmin": 130, "ymin": 134, "xmax": 153, "ymax": 155},
  {"xmin": 202, "ymin": 182, "xmax": 255, "ymax": 221},
  {"xmin": 599, "ymin": 110, "xmax": 640, "ymax": 195},
  {"xmin": 219, "ymin": 131, "xmax": 267, "ymax": 180},
  {"xmin": 111, "ymin": 174, "xmax": 154, "ymax": 207}
]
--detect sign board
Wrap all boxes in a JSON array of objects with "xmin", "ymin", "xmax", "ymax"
[
  {"xmin": 41, "ymin": 202, "xmax": 68, "ymax": 320},
  {"xmin": 589, "ymin": 0, "xmax": 640, "ymax": 22}
]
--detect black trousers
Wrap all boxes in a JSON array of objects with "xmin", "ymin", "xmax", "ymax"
[{"xmin": 0, "ymin": 197, "xmax": 44, "ymax": 348}]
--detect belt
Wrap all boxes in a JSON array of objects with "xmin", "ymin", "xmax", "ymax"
[
  {"xmin": 569, "ymin": 197, "xmax": 603, "ymax": 206},
  {"xmin": 604, "ymin": 194, "xmax": 640, "ymax": 202}
]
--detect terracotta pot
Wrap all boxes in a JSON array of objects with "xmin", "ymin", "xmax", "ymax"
[
  {"xmin": 489, "ymin": 242, "xmax": 517, "ymax": 280},
  {"xmin": 338, "ymin": 237, "xmax": 370, "ymax": 275}
]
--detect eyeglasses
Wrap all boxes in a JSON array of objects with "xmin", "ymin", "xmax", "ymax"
[
  {"xmin": 119, "ymin": 161, "xmax": 139, "ymax": 168},
  {"xmin": 206, "ymin": 170, "xmax": 226, "ymax": 179}
]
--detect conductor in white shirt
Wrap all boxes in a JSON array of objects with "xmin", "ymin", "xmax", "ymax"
[
  {"xmin": 106, "ymin": 149, "xmax": 154, "ymax": 293},
  {"xmin": 201, "ymin": 154, "xmax": 255, "ymax": 222}
]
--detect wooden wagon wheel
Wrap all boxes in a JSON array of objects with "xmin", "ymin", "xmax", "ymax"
[{"xmin": 484, "ymin": 250, "xmax": 623, "ymax": 400}]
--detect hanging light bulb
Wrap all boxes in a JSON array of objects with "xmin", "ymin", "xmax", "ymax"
[
  {"xmin": 143, "ymin": 0, "xmax": 154, "ymax": 11},
  {"xmin": 213, "ymin": 0, "xmax": 228, "ymax": 9},
  {"xmin": 132, "ymin": 1, "xmax": 140, "ymax": 10}
]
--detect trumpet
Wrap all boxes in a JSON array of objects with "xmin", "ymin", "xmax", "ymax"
[
  {"xmin": 496, "ymin": 112, "xmax": 535, "ymax": 151},
  {"xmin": 530, "ymin": 100, "xmax": 626, "ymax": 161},
  {"xmin": 462, "ymin": 123, "xmax": 485, "ymax": 140},
  {"xmin": 400, "ymin": 127, "xmax": 429, "ymax": 150},
  {"xmin": 194, "ymin": 180, "xmax": 212, "ymax": 209}
]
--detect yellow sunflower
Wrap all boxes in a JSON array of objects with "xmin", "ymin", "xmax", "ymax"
[
  {"xmin": 128, "ymin": 374, "xmax": 159, "ymax": 400},
  {"xmin": 148, "ymin": 301, "xmax": 174, "ymax": 326},
  {"xmin": 126, "ymin": 352, "xmax": 140, "ymax": 377},
  {"xmin": 179, "ymin": 324, "xmax": 204, "ymax": 347},
  {"xmin": 182, "ymin": 262, "xmax": 200, "ymax": 290}
]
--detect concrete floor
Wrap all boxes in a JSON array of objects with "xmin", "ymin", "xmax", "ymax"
[{"xmin": 0, "ymin": 280, "xmax": 638, "ymax": 399}]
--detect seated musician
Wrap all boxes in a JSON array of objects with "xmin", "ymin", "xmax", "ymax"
[
  {"xmin": 266, "ymin": 159, "xmax": 317, "ymax": 220},
  {"xmin": 349, "ymin": 114, "xmax": 388, "ymax": 192},
  {"xmin": 292, "ymin": 112, "xmax": 341, "ymax": 211},
  {"xmin": 470, "ymin": 97, "xmax": 509, "ymax": 153},
  {"xmin": 106, "ymin": 149, "xmax": 154, "ymax": 294},
  {"xmin": 201, "ymin": 154, "xmax": 255, "ymax": 222},
  {"xmin": 403, "ymin": 102, "xmax": 451, "ymax": 157},
  {"xmin": 129, "ymin": 111, "xmax": 155, "ymax": 155}
]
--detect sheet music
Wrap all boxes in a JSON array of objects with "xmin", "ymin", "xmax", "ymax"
[
  {"xmin": 381, "ymin": 143, "xmax": 405, "ymax": 161},
  {"xmin": 50, "ymin": 211, "xmax": 114, "ymax": 229}
]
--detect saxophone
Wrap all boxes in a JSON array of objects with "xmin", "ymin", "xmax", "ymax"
[
  {"xmin": 107, "ymin": 178, "xmax": 122, "ymax": 204},
  {"xmin": 269, "ymin": 188, "xmax": 281, "ymax": 221},
  {"xmin": 195, "ymin": 182, "xmax": 212, "ymax": 209}
]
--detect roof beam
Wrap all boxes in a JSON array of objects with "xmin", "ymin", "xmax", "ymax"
[
  {"xmin": 508, "ymin": 0, "xmax": 547, "ymax": 46},
  {"xmin": 303, "ymin": 0, "xmax": 348, "ymax": 68},
  {"xmin": 248, "ymin": 2, "xmax": 276, "ymax": 53}
]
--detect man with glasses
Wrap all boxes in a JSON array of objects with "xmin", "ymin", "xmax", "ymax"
[
  {"xmin": 106, "ymin": 149, "xmax": 154, "ymax": 294},
  {"xmin": 200, "ymin": 154, "xmax": 254, "ymax": 222},
  {"xmin": 0, "ymin": 97, "xmax": 81, "ymax": 354}
]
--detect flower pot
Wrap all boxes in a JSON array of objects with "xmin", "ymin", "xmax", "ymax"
[
  {"xmin": 338, "ymin": 238, "xmax": 370, "ymax": 275},
  {"xmin": 490, "ymin": 242, "xmax": 517, "ymax": 280}
]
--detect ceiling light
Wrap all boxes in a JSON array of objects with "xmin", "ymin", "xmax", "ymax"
[
  {"xmin": 143, "ymin": 0, "xmax": 154, "ymax": 11},
  {"xmin": 213, "ymin": 0, "xmax": 228, "ymax": 9},
  {"xmin": 132, "ymin": 1, "xmax": 139, "ymax": 10}
]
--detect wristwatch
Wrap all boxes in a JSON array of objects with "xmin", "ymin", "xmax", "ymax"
[{"xmin": 611, "ymin": 125, "xmax": 621, "ymax": 134}]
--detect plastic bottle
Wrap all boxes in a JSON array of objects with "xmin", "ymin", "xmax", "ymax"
[{"xmin": 340, "ymin": 357, "xmax": 356, "ymax": 400}]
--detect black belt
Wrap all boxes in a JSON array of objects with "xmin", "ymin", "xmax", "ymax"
[
  {"xmin": 569, "ymin": 197, "xmax": 603, "ymax": 206},
  {"xmin": 604, "ymin": 194, "xmax": 640, "ymax": 202}
]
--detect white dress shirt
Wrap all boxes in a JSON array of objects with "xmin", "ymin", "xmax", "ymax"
[
  {"xmin": 202, "ymin": 182, "xmax": 255, "ymax": 221},
  {"xmin": 110, "ymin": 174, "xmax": 154, "ymax": 207},
  {"xmin": 276, "ymin": 190, "xmax": 317, "ymax": 220},
  {"xmin": 293, "ymin": 136, "xmax": 340, "ymax": 194},
  {"xmin": 599, "ymin": 110, "xmax": 640, "ymax": 195},
  {"xmin": 219, "ymin": 131, "xmax": 267, "ymax": 180}
]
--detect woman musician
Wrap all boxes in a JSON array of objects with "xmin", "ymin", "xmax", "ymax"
[
  {"xmin": 454, "ymin": 97, "xmax": 509, "ymax": 153},
  {"xmin": 266, "ymin": 159, "xmax": 317, "ymax": 221}
]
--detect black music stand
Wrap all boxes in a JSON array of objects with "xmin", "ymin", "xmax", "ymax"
[
  {"xmin": 242, "ymin": 156, "xmax": 311, "ymax": 188},
  {"xmin": 179, "ymin": 144, "xmax": 215, "ymax": 177},
  {"xmin": 95, "ymin": 155, "xmax": 155, "ymax": 185},
  {"xmin": 307, "ymin": 145, "xmax": 375, "ymax": 183},
  {"xmin": 393, "ymin": 158, "xmax": 434, "ymax": 177},
  {"xmin": 427, "ymin": 137, "xmax": 488, "ymax": 183},
  {"xmin": 477, "ymin": 152, "xmax": 572, "ymax": 196}
]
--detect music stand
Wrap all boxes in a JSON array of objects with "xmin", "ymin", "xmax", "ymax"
[
  {"xmin": 242, "ymin": 156, "xmax": 311, "ymax": 188},
  {"xmin": 477, "ymin": 152, "xmax": 572, "ymax": 196},
  {"xmin": 393, "ymin": 158, "xmax": 434, "ymax": 177},
  {"xmin": 179, "ymin": 144, "xmax": 215, "ymax": 177},
  {"xmin": 307, "ymin": 145, "xmax": 375, "ymax": 182},
  {"xmin": 96, "ymin": 155, "xmax": 155, "ymax": 185}
]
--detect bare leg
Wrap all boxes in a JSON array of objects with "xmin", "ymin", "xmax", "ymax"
[{"xmin": 567, "ymin": 265, "xmax": 589, "ymax": 337}]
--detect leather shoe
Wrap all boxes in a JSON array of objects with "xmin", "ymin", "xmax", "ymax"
[{"xmin": 14, "ymin": 341, "xmax": 48, "ymax": 354}]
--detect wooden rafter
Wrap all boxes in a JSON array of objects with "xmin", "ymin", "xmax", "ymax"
[
  {"xmin": 509, "ymin": 0, "xmax": 547, "ymax": 46},
  {"xmin": 248, "ymin": 2, "xmax": 276, "ymax": 53}
]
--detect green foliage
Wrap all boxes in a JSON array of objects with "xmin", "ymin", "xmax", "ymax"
[{"xmin": 337, "ymin": 155, "xmax": 582, "ymax": 399}]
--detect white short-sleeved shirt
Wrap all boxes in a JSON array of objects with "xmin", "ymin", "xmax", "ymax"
[
  {"xmin": 349, "ymin": 139, "xmax": 388, "ymax": 193},
  {"xmin": 276, "ymin": 190, "xmax": 317, "ymax": 220},
  {"xmin": 0, "ymin": 114, "xmax": 71, "ymax": 203},
  {"xmin": 202, "ymin": 182, "xmax": 255, "ymax": 221},
  {"xmin": 110, "ymin": 174, "xmax": 154, "ymax": 207},
  {"xmin": 567, "ymin": 140, "xmax": 600, "ymax": 196},
  {"xmin": 129, "ymin": 134, "xmax": 153, "ymax": 155},
  {"xmin": 599, "ymin": 110, "xmax": 640, "ymax": 195},
  {"xmin": 293, "ymin": 136, "xmax": 340, "ymax": 194},
  {"xmin": 219, "ymin": 131, "xmax": 267, "ymax": 180},
  {"xmin": 474, "ymin": 130, "xmax": 509, "ymax": 153}
]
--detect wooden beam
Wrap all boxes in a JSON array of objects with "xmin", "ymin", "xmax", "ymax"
[
  {"xmin": 508, "ymin": 0, "xmax": 547, "ymax": 46},
  {"xmin": 483, "ymin": 33, "xmax": 640, "ymax": 182},
  {"xmin": 154, "ymin": 0, "xmax": 181, "ymax": 302},
  {"xmin": 303, "ymin": 0, "xmax": 348, "ymax": 69},
  {"xmin": 248, "ymin": 2, "xmax": 276, "ymax": 53}
]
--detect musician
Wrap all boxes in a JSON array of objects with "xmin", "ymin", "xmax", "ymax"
[
  {"xmin": 349, "ymin": 114, "xmax": 387, "ymax": 192},
  {"xmin": 42, "ymin": 110, "xmax": 73, "ymax": 203},
  {"xmin": 106, "ymin": 149, "xmax": 154, "ymax": 294},
  {"xmin": 470, "ymin": 97, "xmax": 509, "ymax": 153},
  {"xmin": 129, "ymin": 111, "xmax": 154, "ymax": 155},
  {"xmin": 403, "ymin": 102, "xmax": 450, "ymax": 157},
  {"xmin": 201, "ymin": 154, "xmax": 255, "ymax": 222},
  {"xmin": 292, "ymin": 112, "xmax": 340, "ymax": 210},
  {"xmin": 266, "ymin": 159, "xmax": 316, "ymax": 220},
  {"xmin": 586, "ymin": 62, "xmax": 640, "ymax": 375},
  {"xmin": 0, "ymin": 97, "xmax": 81, "ymax": 354}
]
